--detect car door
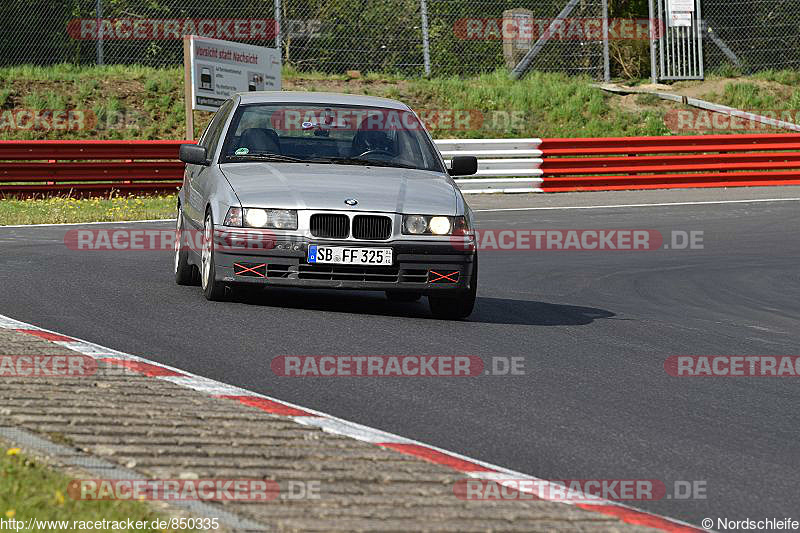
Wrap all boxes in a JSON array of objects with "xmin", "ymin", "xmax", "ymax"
[{"xmin": 184, "ymin": 100, "xmax": 234, "ymax": 228}]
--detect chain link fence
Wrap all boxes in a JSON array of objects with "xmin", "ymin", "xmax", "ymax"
[
  {"xmin": 281, "ymin": 0, "xmax": 605, "ymax": 76},
  {"xmin": 0, "ymin": 0, "xmax": 603, "ymax": 77},
  {"xmin": 0, "ymin": 0, "xmax": 797, "ymax": 78},
  {"xmin": 0, "ymin": 0, "xmax": 281, "ymax": 67},
  {"xmin": 701, "ymin": 0, "xmax": 800, "ymax": 73},
  {"xmin": 426, "ymin": 0, "xmax": 604, "ymax": 76}
]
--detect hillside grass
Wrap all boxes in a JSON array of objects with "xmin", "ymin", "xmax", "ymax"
[
  {"xmin": 3, "ymin": 65, "xmax": 800, "ymax": 141},
  {"xmin": 3, "ymin": 64, "xmax": 800, "ymax": 141},
  {"xmin": 1, "ymin": 446, "xmax": 194, "ymax": 532},
  {"xmin": 0, "ymin": 65, "xmax": 684, "ymax": 140}
]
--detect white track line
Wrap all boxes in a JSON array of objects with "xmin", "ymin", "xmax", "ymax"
[{"xmin": 475, "ymin": 197, "xmax": 800, "ymax": 212}]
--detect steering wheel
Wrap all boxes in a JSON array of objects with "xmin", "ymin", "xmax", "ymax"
[{"xmin": 357, "ymin": 149, "xmax": 395, "ymax": 159}]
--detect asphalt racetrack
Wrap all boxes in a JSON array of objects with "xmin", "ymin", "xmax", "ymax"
[{"xmin": 2, "ymin": 187, "xmax": 799, "ymax": 528}]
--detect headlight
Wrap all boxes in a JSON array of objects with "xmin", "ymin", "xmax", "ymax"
[
  {"xmin": 224, "ymin": 207, "xmax": 297, "ymax": 230},
  {"xmin": 404, "ymin": 214, "xmax": 428, "ymax": 234},
  {"xmin": 245, "ymin": 208, "xmax": 269, "ymax": 228},
  {"xmin": 428, "ymin": 216, "xmax": 451, "ymax": 235},
  {"xmin": 402, "ymin": 215, "xmax": 468, "ymax": 236}
]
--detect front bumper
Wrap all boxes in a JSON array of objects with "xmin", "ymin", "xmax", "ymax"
[{"xmin": 211, "ymin": 228, "xmax": 476, "ymax": 293}]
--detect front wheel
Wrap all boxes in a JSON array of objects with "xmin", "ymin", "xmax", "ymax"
[
  {"xmin": 201, "ymin": 212, "xmax": 227, "ymax": 301},
  {"xmin": 428, "ymin": 256, "xmax": 478, "ymax": 320}
]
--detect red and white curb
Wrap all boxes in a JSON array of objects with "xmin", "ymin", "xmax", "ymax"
[{"xmin": 0, "ymin": 313, "xmax": 703, "ymax": 532}]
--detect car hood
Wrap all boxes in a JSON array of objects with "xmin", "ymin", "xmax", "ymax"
[{"xmin": 219, "ymin": 162, "xmax": 458, "ymax": 214}]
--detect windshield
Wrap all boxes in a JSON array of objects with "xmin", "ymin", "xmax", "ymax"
[{"xmin": 219, "ymin": 103, "xmax": 444, "ymax": 172}]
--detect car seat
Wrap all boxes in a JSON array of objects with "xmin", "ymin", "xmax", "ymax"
[{"xmin": 239, "ymin": 128, "xmax": 281, "ymax": 154}]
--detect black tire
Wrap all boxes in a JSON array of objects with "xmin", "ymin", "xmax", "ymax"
[
  {"xmin": 428, "ymin": 255, "xmax": 478, "ymax": 320},
  {"xmin": 174, "ymin": 205, "xmax": 197, "ymax": 285},
  {"xmin": 386, "ymin": 291, "xmax": 422, "ymax": 303},
  {"xmin": 201, "ymin": 211, "xmax": 227, "ymax": 301}
]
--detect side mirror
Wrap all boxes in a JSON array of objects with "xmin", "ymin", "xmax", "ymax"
[
  {"xmin": 179, "ymin": 144, "xmax": 209, "ymax": 166},
  {"xmin": 448, "ymin": 155, "xmax": 478, "ymax": 176}
]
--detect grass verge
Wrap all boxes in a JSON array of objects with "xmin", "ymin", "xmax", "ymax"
[
  {"xmin": 0, "ymin": 195, "xmax": 177, "ymax": 225},
  {"xmin": 1, "ymin": 446, "xmax": 192, "ymax": 532}
]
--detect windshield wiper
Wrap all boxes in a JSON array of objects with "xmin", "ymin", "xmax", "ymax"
[
  {"xmin": 225, "ymin": 153, "xmax": 307, "ymax": 163},
  {"xmin": 226, "ymin": 153, "xmax": 418, "ymax": 170},
  {"xmin": 309, "ymin": 157, "xmax": 417, "ymax": 169}
]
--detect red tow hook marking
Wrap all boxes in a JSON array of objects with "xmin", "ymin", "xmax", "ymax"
[
  {"xmin": 234, "ymin": 263, "xmax": 267, "ymax": 277},
  {"xmin": 429, "ymin": 270, "xmax": 459, "ymax": 283}
]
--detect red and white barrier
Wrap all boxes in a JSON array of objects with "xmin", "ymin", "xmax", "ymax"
[{"xmin": 2, "ymin": 134, "xmax": 799, "ymax": 197}]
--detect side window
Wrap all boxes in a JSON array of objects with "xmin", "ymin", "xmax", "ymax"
[
  {"xmin": 197, "ymin": 118, "xmax": 215, "ymax": 147},
  {"xmin": 197, "ymin": 109, "xmax": 222, "ymax": 147},
  {"xmin": 199, "ymin": 100, "xmax": 234, "ymax": 162}
]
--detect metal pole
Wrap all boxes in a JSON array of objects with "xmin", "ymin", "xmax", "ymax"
[
  {"xmin": 688, "ymin": 14, "xmax": 695, "ymax": 76},
  {"xmin": 510, "ymin": 0, "xmax": 581, "ymax": 79},
  {"xmin": 602, "ymin": 0, "xmax": 610, "ymax": 81},
  {"xmin": 419, "ymin": 0, "xmax": 432, "ymax": 76},
  {"xmin": 183, "ymin": 36, "xmax": 194, "ymax": 140},
  {"xmin": 649, "ymin": 0, "xmax": 658, "ymax": 83},
  {"xmin": 274, "ymin": 0, "xmax": 282, "ymax": 54},
  {"xmin": 695, "ymin": 0, "xmax": 705, "ymax": 79},
  {"xmin": 95, "ymin": 0, "xmax": 104, "ymax": 65}
]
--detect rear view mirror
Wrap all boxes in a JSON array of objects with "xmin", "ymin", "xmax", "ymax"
[
  {"xmin": 179, "ymin": 144, "xmax": 209, "ymax": 166},
  {"xmin": 448, "ymin": 156, "xmax": 478, "ymax": 176}
]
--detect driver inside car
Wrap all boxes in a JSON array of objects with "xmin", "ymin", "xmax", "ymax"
[{"xmin": 351, "ymin": 129, "xmax": 397, "ymax": 158}]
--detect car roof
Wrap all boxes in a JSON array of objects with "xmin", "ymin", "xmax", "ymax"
[{"xmin": 235, "ymin": 91, "xmax": 410, "ymax": 110}]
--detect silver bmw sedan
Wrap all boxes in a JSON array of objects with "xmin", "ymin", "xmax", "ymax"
[{"xmin": 176, "ymin": 91, "xmax": 479, "ymax": 319}]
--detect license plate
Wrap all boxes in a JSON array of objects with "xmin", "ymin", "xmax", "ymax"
[{"xmin": 308, "ymin": 245, "xmax": 393, "ymax": 265}]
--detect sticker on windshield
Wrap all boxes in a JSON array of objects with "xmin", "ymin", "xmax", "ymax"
[{"xmin": 235, "ymin": 147, "xmax": 249, "ymax": 155}]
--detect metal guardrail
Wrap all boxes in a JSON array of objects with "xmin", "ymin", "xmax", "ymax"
[
  {"xmin": 0, "ymin": 140, "xmax": 185, "ymax": 197},
  {"xmin": 436, "ymin": 138, "xmax": 544, "ymax": 194},
  {"xmin": 2, "ymin": 134, "xmax": 800, "ymax": 197},
  {"xmin": 537, "ymin": 133, "xmax": 800, "ymax": 192}
]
